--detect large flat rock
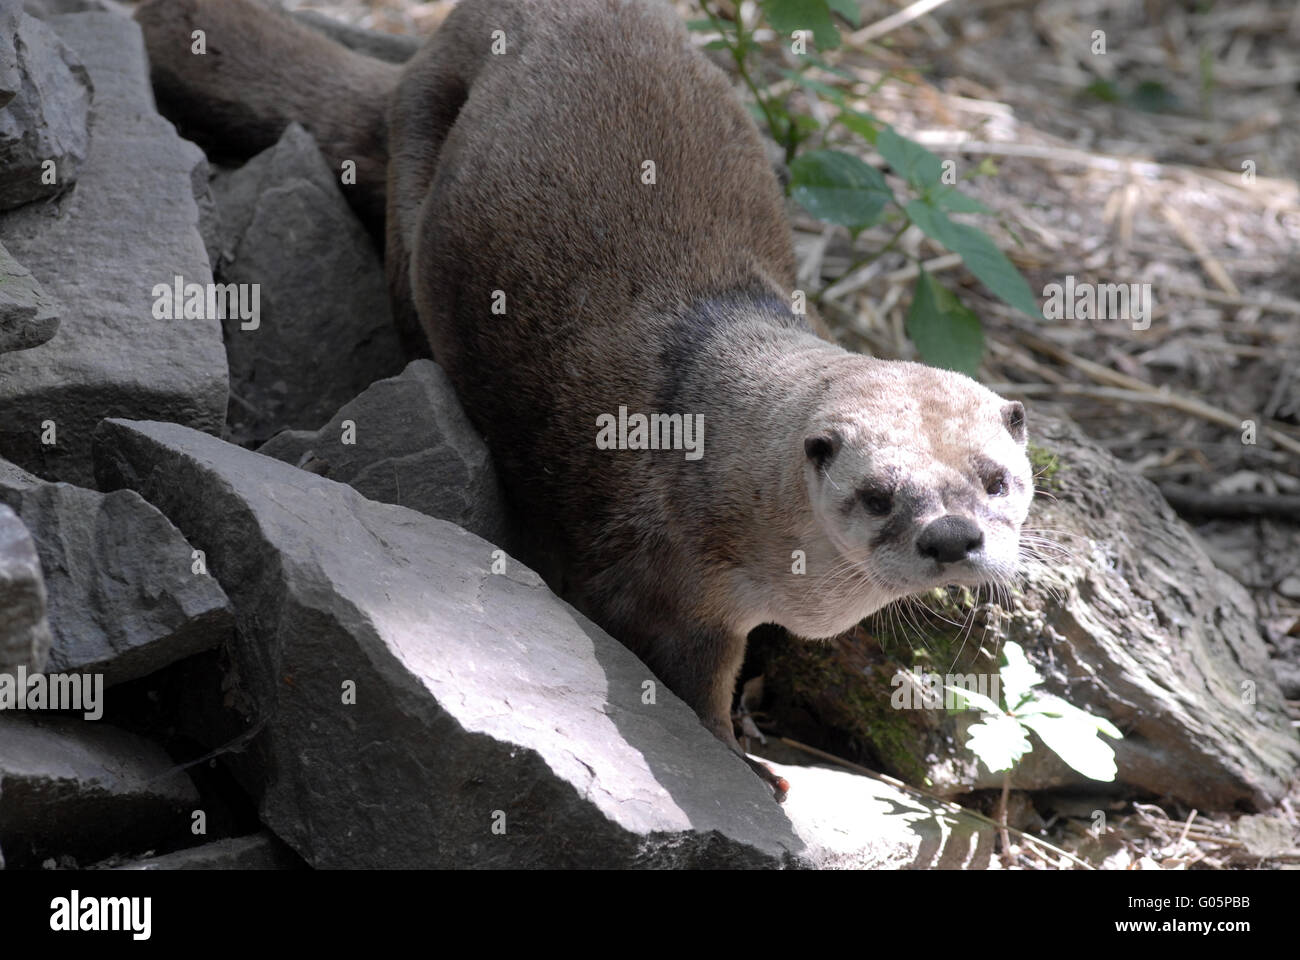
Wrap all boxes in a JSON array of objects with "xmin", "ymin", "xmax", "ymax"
[
  {"xmin": 108, "ymin": 832, "xmax": 304, "ymax": 870},
  {"xmin": 92, "ymin": 417, "xmax": 800, "ymax": 868},
  {"xmin": 0, "ymin": 12, "xmax": 227, "ymax": 485},
  {"xmin": 765, "ymin": 761, "xmax": 999, "ymax": 869},
  {"xmin": 0, "ymin": 714, "xmax": 199, "ymax": 868}
]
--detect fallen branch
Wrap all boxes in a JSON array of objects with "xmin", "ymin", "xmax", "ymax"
[{"xmin": 1156, "ymin": 484, "xmax": 1300, "ymax": 520}]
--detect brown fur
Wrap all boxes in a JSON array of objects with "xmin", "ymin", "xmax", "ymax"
[
  {"xmin": 135, "ymin": 0, "xmax": 1033, "ymax": 798},
  {"xmin": 136, "ymin": 0, "xmax": 397, "ymax": 236}
]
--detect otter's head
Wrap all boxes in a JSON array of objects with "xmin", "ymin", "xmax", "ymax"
[{"xmin": 800, "ymin": 360, "xmax": 1032, "ymax": 624}]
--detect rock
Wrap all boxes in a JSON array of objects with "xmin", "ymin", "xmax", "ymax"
[
  {"xmin": 0, "ymin": 6, "xmax": 20, "ymax": 108},
  {"xmin": 25, "ymin": 1, "xmax": 132, "ymax": 15},
  {"xmin": 0, "ymin": 238, "xmax": 59, "ymax": 353},
  {"xmin": 0, "ymin": 11, "xmax": 92, "ymax": 211},
  {"xmin": 0, "ymin": 12, "xmax": 227, "ymax": 486},
  {"xmin": 753, "ymin": 412, "xmax": 1300, "ymax": 811},
  {"xmin": 259, "ymin": 360, "xmax": 510, "ymax": 544},
  {"xmin": 292, "ymin": 9, "xmax": 420, "ymax": 63},
  {"xmin": 0, "ymin": 503, "xmax": 53, "ymax": 673},
  {"xmin": 209, "ymin": 122, "xmax": 405, "ymax": 446},
  {"xmin": 109, "ymin": 833, "xmax": 305, "ymax": 870},
  {"xmin": 93, "ymin": 418, "xmax": 813, "ymax": 868},
  {"xmin": 0, "ymin": 455, "xmax": 234, "ymax": 686},
  {"xmin": 0, "ymin": 715, "xmax": 199, "ymax": 869},
  {"xmin": 765, "ymin": 761, "xmax": 998, "ymax": 868},
  {"xmin": 1234, "ymin": 814, "xmax": 1295, "ymax": 858},
  {"xmin": 1274, "ymin": 659, "xmax": 1300, "ymax": 701}
]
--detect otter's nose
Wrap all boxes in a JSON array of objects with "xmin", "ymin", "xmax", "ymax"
[{"xmin": 917, "ymin": 515, "xmax": 984, "ymax": 564}]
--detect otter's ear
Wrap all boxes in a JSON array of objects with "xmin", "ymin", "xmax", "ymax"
[
  {"xmin": 804, "ymin": 429, "xmax": 841, "ymax": 468},
  {"xmin": 1001, "ymin": 401, "xmax": 1027, "ymax": 443}
]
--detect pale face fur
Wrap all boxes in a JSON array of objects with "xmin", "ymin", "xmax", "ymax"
[{"xmin": 784, "ymin": 360, "xmax": 1032, "ymax": 639}]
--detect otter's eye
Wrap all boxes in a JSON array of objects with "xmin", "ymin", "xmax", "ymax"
[
  {"xmin": 986, "ymin": 472, "xmax": 1008, "ymax": 497},
  {"xmin": 861, "ymin": 490, "xmax": 893, "ymax": 516}
]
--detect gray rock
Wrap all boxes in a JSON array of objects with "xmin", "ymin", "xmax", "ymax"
[
  {"xmin": 0, "ymin": 13, "xmax": 227, "ymax": 486},
  {"xmin": 210, "ymin": 122, "xmax": 405, "ymax": 446},
  {"xmin": 92, "ymin": 418, "xmax": 809, "ymax": 868},
  {"xmin": 193, "ymin": 171, "xmax": 223, "ymax": 273},
  {"xmin": 292, "ymin": 9, "xmax": 420, "ymax": 64},
  {"xmin": 0, "ymin": 714, "xmax": 199, "ymax": 869},
  {"xmin": 0, "ymin": 11, "xmax": 91, "ymax": 211},
  {"xmin": 0, "ymin": 502, "xmax": 52, "ymax": 673},
  {"xmin": 765, "ymin": 761, "xmax": 999, "ymax": 869},
  {"xmin": 109, "ymin": 832, "xmax": 305, "ymax": 870},
  {"xmin": 1007, "ymin": 414, "xmax": 1300, "ymax": 808},
  {"xmin": 1, "ymin": 5, "xmax": 19, "ymax": 108},
  {"xmin": 0, "ymin": 238, "xmax": 59, "ymax": 353},
  {"xmin": 0, "ymin": 455, "xmax": 233, "ymax": 687},
  {"xmin": 24, "ymin": 0, "xmax": 131, "ymax": 15},
  {"xmin": 259, "ymin": 360, "xmax": 510, "ymax": 545}
]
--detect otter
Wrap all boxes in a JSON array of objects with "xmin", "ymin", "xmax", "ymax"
[{"xmin": 135, "ymin": 0, "xmax": 1034, "ymax": 800}]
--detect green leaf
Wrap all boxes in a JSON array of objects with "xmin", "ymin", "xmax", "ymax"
[
  {"xmin": 904, "ymin": 200, "xmax": 1042, "ymax": 319},
  {"xmin": 1019, "ymin": 698, "xmax": 1121, "ymax": 781},
  {"xmin": 802, "ymin": 54, "xmax": 857, "ymax": 81},
  {"xmin": 1017, "ymin": 694, "xmax": 1124, "ymax": 739},
  {"xmin": 965, "ymin": 714, "xmax": 1032, "ymax": 773},
  {"xmin": 702, "ymin": 38, "xmax": 730, "ymax": 50},
  {"xmin": 932, "ymin": 186, "xmax": 992, "ymax": 214},
  {"xmin": 1082, "ymin": 79, "xmax": 1122, "ymax": 103},
  {"xmin": 761, "ymin": 0, "xmax": 841, "ymax": 50},
  {"xmin": 779, "ymin": 68, "xmax": 846, "ymax": 105},
  {"xmin": 684, "ymin": 18, "xmax": 717, "ymax": 32},
  {"xmin": 835, "ymin": 108, "xmax": 882, "ymax": 144},
  {"xmin": 876, "ymin": 127, "xmax": 944, "ymax": 193},
  {"xmin": 874, "ymin": 130, "xmax": 991, "ymax": 211},
  {"xmin": 1131, "ymin": 80, "xmax": 1178, "ymax": 113},
  {"xmin": 792, "ymin": 113, "xmax": 821, "ymax": 135},
  {"xmin": 998, "ymin": 641, "xmax": 1042, "ymax": 713},
  {"xmin": 827, "ymin": 0, "xmax": 862, "ymax": 27},
  {"xmin": 789, "ymin": 149, "xmax": 892, "ymax": 230},
  {"xmin": 905, "ymin": 268, "xmax": 985, "ymax": 376},
  {"xmin": 944, "ymin": 684, "xmax": 1003, "ymax": 715}
]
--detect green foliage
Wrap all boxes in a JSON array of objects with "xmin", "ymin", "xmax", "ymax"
[
  {"xmin": 904, "ymin": 201, "xmax": 1041, "ymax": 319},
  {"xmin": 905, "ymin": 269, "xmax": 983, "ymax": 377},
  {"xmin": 761, "ymin": 0, "xmax": 840, "ymax": 50},
  {"xmin": 788, "ymin": 150, "xmax": 890, "ymax": 232},
  {"xmin": 1082, "ymin": 78, "xmax": 1179, "ymax": 113},
  {"xmin": 947, "ymin": 642, "xmax": 1123, "ymax": 782},
  {"xmin": 1027, "ymin": 443, "xmax": 1063, "ymax": 492},
  {"xmin": 695, "ymin": 1, "xmax": 1042, "ymax": 375}
]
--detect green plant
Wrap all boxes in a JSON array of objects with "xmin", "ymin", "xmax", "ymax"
[
  {"xmin": 948, "ymin": 642, "xmax": 1122, "ymax": 781},
  {"xmin": 948, "ymin": 641, "xmax": 1122, "ymax": 857},
  {"xmin": 692, "ymin": 0, "xmax": 1042, "ymax": 375}
]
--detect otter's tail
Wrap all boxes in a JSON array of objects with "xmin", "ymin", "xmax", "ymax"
[{"xmin": 134, "ymin": 0, "xmax": 399, "ymax": 235}]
